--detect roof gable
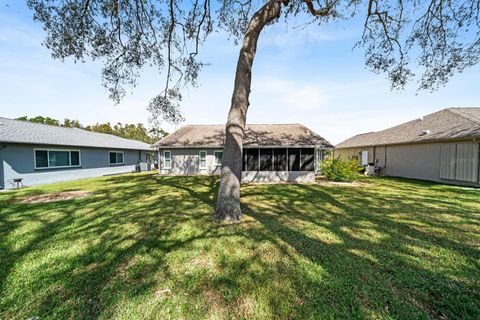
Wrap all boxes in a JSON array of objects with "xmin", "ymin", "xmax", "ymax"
[
  {"xmin": 0, "ymin": 117, "xmax": 152, "ymax": 150},
  {"xmin": 155, "ymin": 124, "xmax": 333, "ymax": 148},
  {"xmin": 336, "ymin": 107, "xmax": 480, "ymax": 148}
]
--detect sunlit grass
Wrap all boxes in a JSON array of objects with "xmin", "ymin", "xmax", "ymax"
[{"xmin": 0, "ymin": 173, "xmax": 479, "ymax": 319}]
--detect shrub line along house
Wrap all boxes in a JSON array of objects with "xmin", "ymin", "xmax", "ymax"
[
  {"xmin": 0, "ymin": 117, "xmax": 152, "ymax": 189},
  {"xmin": 334, "ymin": 107, "xmax": 480, "ymax": 187},
  {"xmin": 154, "ymin": 124, "xmax": 334, "ymax": 182}
]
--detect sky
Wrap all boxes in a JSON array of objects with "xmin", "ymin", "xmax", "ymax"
[{"xmin": 1, "ymin": 2, "xmax": 479, "ymax": 144}]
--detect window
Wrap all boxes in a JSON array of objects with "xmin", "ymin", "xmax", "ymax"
[
  {"xmin": 35, "ymin": 149, "xmax": 81, "ymax": 169},
  {"xmin": 214, "ymin": 151, "xmax": 223, "ymax": 166},
  {"xmin": 109, "ymin": 151, "xmax": 124, "ymax": 165},
  {"xmin": 199, "ymin": 151, "xmax": 207, "ymax": 169},
  {"xmin": 71, "ymin": 151, "xmax": 80, "ymax": 166},
  {"xmin": 163, "ymin": 150, "xmax": 172, "ymax": 169},
  {"xmin": 35, "ymin": 150, "xmax": 48, "ymax": 168},
  {"xmin": 49, "ymin": 151, "xmax": 70, "ymax": 167}
]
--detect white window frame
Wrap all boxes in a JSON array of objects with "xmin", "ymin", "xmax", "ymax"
[
  {"xmin": 163, "ymin": 150, "xmax": 172, "ymax": 169},
  {"xmin": 34, "ymin": 148, "xmax": 82, "ymax": 170},
  {"xmin": 199, "ymin": 150, "xmax": 207, "ymax": 169},
  {"xmin": 109, "ymin": 151, "xmax": 125, "ymax": 165},
  {"xmin": 214, "ymin": 150, "xmax": 223, "ymax": 166}
]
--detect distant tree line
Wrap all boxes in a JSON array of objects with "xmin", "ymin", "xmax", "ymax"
[{"xmin": 16, "ymin": 116, "xmax": 167, "ymax": 144}]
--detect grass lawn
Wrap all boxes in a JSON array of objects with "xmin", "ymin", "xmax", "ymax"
[{"xmin": 0, "ymin": 173, "xmax": 479, "ymax": 319}]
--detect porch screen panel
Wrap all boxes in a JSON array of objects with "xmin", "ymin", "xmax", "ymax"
[
  {"xmin": 300, "ymin": 148, "xmax": 315, "ymax": 171},
  {"xmin": 273, "ymin": 148, "xmax": 287, "ymax": 171},
  {"xmin": 260, "ymin": 149, "xmax": 273, "ymax": 171},
  {"xmin": 246, "ymin": 149, "xmax": 259, "ymax": 171},
  {"xmin": 288, "ymin": 148, "xmax": 300, "ymax": 171},
  {"xmin": 455, "ymin": 142, "xmax": 479, "ymax": 182}
]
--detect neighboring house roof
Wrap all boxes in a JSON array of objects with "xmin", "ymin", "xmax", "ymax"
[
  {"xmin": 336, "ymin": 107, "xmax": 480, "ymax": 148},
  {"xmin": 0, "ymin": 117, "xmax": 152, "ymax": 150},
  {"xmin": 155, "ymin": 124, "xmax": 333, "ymax": 148}
]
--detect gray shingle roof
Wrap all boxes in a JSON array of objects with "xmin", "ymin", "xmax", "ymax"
[
  {"xmin": 0, "ymin": 117, "xmax": 152, "ymax": 150},
  {"xmin": 155, "ymin": 124, "xmax": 333, "ymax": 148},
  {"xmin": 336, "ymin": 107, "xmax": 480, "ymax": 148}
]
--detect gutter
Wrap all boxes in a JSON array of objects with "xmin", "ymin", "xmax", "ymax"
[
  {"xmin": 336, "ymin": 135, "xmax": 480, "ymax": 149},
  {"xmin": 155, "ymin": 144, "xmax": 334, "ymax": 149}
]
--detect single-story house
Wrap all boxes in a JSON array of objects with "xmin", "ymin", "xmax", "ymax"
[
  {"xmin": 334, "ymin": 107, "xmax": 480, "ymax": 187},
  {"xmin": 0, "ymin": 117, "xmax": 152, "ymax": 189},
  {"xmin": 154, "ymin": 124, "xmax": 333, "ymax": 182}
]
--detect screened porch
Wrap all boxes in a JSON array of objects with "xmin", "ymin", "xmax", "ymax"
[{"xmin": 242, "ymin": 148, "xmax": 325, "ymax": 172}]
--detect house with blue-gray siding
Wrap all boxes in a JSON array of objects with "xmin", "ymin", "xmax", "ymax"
[{"xmin": 0, "ymin": 117, "xmax": 152, "ymax": 189}]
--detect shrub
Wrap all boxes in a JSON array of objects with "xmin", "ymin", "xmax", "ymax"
[{"xmin": 320, "ymin": 157, "xmax": 360, "ymax": 182}]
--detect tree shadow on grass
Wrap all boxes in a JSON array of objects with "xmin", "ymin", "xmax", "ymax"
[
  {"xmin": 0, "ymin": 174, "xmax": 225, "ymax": 319},
  {"xmin": 240, "ymin": 180, "xmax": 480, "ymax": 319},
  {"xmin": 0, "ymin": 174, "xmax": 479, "ymax": 319}
]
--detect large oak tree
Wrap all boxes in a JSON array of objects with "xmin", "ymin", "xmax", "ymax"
[{"xmin": 28, "ymin": 0, "xmax": 480, "ymax": 220}]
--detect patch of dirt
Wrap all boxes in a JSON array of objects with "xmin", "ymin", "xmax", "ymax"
[
  {"xmin": 20, "ymin": 191, "xmax": 92, "ymax": 203},
  {"xmin": 319, "ymin": 181, "xmax": 365, "ymax": 187},
  {"xmin": 154, "ymin": 288, "xmax": 172, "ymax": 299},
  {"xmin": 204, "ymin": 290, "xmax": 225, "ymax": 316},
  {"xmin": 191, "ymin": 255, "xmax": 214, "ymax": 269}
]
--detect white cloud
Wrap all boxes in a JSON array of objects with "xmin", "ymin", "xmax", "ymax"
[{"xmin": 255, "ymin": 78, "xmax": 328, "ymax": 111}]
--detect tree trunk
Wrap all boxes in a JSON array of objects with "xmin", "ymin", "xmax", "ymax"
[{"xmin": 213, "ymin": 0, "xmax": 282, "ymax": 221}]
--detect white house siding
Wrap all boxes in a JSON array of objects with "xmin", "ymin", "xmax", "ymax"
[
  {"xmin": 242, "ymin": 171, "xmax": 315, "ymax": 183},
  {"xmin": 374, "ymin": 146, "xmax": 387, "ymax": 168},
  {"xmin": 158, "ymin": 148, "xmax": 221, "ymax": 175},
  {"xmin": 333, "ymin": 147, "xmax": 375, "ymax": 164},
  {"xmin": 385, "ymin": 143, "xmax": 442, "ymax": 181}
]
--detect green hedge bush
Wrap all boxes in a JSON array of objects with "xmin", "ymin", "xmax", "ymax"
[{"xmin": 320, "ymin": 157, "xmax": 360, "ymax": 182}]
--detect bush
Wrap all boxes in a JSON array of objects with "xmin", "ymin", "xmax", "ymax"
[{"xmin": 320, "ymin": 157, "xmax": 360, "ymax": 182}]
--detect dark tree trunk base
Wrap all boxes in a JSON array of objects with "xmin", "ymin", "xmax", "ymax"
[
  {"xmin": 214, "ymin": 170, "xmax": 242, "ymax": 221},
  {"xmin": 212, "ymin": 206, "xmax": 242, "ymax": 222}
]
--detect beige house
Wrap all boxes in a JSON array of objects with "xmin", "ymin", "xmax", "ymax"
[
  {"xmin": 154, "ymin": 124, "xmax": 333, "ymax": 182},
  {"xmin": 334, "ymin": 107, "xmax": 480, "ymax": 187}
]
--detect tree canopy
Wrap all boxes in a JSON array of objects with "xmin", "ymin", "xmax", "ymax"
[
  {"xmin": 16, "ymin": 116, "xmax": 167, "ymax": 144},
  {"xmin": 27, "ymin": 0, "xmax": 480, "ymax": 123}
]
